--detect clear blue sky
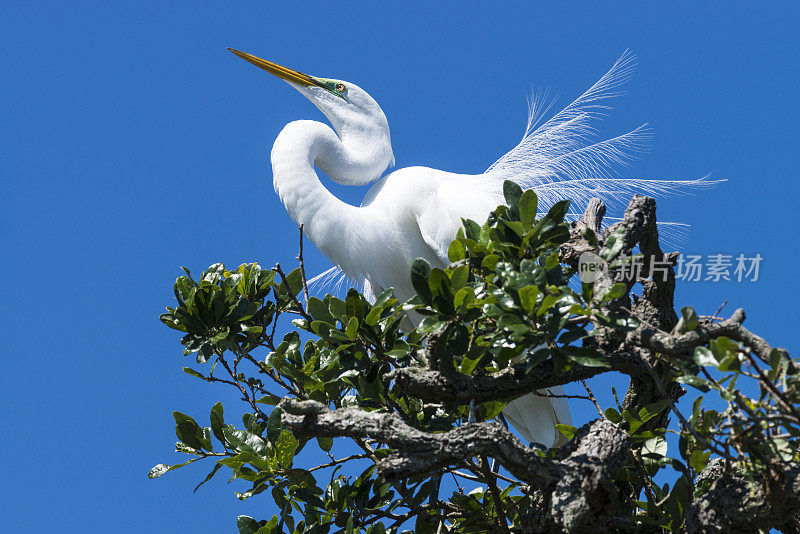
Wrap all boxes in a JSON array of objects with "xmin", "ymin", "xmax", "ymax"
[{"xmin": 2, "ymin": 2, "xmax": 798, "ymax": 531}]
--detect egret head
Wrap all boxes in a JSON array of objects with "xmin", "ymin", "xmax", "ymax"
[{"xmin": 228, "ymin": 48, "xmax": 394, "ymax": 181}]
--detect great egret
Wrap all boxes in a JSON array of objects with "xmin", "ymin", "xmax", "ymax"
[{"xmin": 229, "ymin": 48, "xmax": 712, "ymax": 448}]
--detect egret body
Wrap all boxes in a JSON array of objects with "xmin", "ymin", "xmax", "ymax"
[{"xmin": 229, "ymin": 48, "xmax": 712, "ymax": 448}]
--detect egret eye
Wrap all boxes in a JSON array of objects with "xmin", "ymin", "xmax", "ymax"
[{"xmin": 335, "ymin": 83, "xmax": 346, "ymax": 93}]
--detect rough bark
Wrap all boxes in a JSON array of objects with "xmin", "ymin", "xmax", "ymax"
[
  {"xmin": 686, "ymin": 459, "xmax": 800, "ymax": 533},
  {"xmin": 386, "ymin": 348, "xmax": 643, "ymax": 407},
  {"xmin": 549, "ymin": 420, "xmax": 632, "ymax": 533},
  {"xmin": 280, "ymin": 398, "xmax": 560, "ymax": 487}
]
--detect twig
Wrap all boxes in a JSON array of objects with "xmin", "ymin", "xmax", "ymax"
[
  {"xmin": 535, "ymin": 391, "xmax": 595, "ymax": 402},
  {"xmin": 308, "ymin": 453, "xmax": 369, "ymax": 472},
  {"xmin": 480, "ymin": 455, "xmax": 511, "ymax": 533},
  {"xmin": 611, "ymin": 387, "xmax": 623, "ymax": 413},
  {"xmin": 712, "ymin": 300, "xmax": 729, "ymax": 321},
  {"xmin": 297, "ymin": 225, "xmax": 311, "ymax": 308},
  {"xmin": 632, "ymin": 450, "xmax": 659, "ymax": 513},
  {"xmin": 215, "ymin": 352, "xmax": 267, "ymax": 419},
  {"xmin": 275, "ymin": 262, "xmax": 313, "ymax": 322},
  {"xmin": 741, "ymin": 349, "xmax": 800, "ymax": 422},
  {"xmin": 637, "ymin": 349, "xmax": 733, "ymax": 460},
  {"xmin": 580, "ymin": 379, "xmax": 605, "ymax": 417}
]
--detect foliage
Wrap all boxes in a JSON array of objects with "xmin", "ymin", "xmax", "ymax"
[{"xmin": 151, "ymin": 182, "xmax": 799, "ymax": 533}]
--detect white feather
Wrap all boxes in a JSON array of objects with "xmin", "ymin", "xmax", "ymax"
[{"xmin": 484, "ymin": 50, "xmax": 722, "ymax": 215}]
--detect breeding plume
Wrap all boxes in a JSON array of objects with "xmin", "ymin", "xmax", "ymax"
[{"xmin": 229, "ymin": 48, "xmax": 712, "ymax": 448}]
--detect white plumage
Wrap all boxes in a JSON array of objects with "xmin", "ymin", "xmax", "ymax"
[{"xmin": 230, "ymin": 48, "xmax": 711, "ymax": 448}]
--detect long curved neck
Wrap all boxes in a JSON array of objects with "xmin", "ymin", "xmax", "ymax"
[{"xmin": 270, "ymin": 120, "xmax": 378, "ymax": 271}]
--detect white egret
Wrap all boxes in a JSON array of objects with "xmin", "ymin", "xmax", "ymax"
[{"xmin": 229, "ymin": 48, "xmax": 712, "ymax": 448}]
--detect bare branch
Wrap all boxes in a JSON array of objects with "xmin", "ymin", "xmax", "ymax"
[{"xmin": 387, "ymin": 348, "xmax": 643, "ymax": 406}]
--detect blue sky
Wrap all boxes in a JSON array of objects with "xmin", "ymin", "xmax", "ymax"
[{"xmin": 2, "ymin": 2, "xmax": 799, "ymax": 531}]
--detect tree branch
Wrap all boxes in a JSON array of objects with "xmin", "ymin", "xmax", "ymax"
[
  {"xmin": 280, "ymin": 398, "xmax": 560, "ymax": 487},
  {"xmin": 386, "ymin": 349, "xmax": 642, "ymax": 406},
  {"xmin": 280, "ymin": 398, "xmax": 633, "ymax": 533}
]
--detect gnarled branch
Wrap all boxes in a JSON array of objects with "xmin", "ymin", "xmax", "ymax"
[{"xmin": 280, "ymin": 398, "xmax": 632, "ymax": 533}]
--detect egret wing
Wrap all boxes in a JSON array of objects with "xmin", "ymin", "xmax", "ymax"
[{"xmin": 415, "ymin": 177, "xmax": 498, "ymax": 265}]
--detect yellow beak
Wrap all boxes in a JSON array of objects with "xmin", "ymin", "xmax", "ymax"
[{"xmin": 227, "ymin": 48, "xmax": 322, "ymax": 88}]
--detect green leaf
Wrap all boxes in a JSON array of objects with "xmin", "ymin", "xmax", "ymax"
[
  {"xmin": 255, "ymin": 394, "xmax": 282, "ymax": 406},
  {"xmin": 583, "ymin": 228, "xmax": 599, "ymax": 248},
  {"xmin": 454, "ymin": 287, "xmax": 475, "ymax": 311},
  {"xmin": 481, "ymin": 254, "xmax": 500, "ymax": 272},
  {"xmin": 448, "ymin": 239, "xmax": 466, "ymax": 262},
  {"xmin": 601, "ymin": 229, "xmax": 626, "ymax": 261},
  {"xmin": 447, "ymin": 323, "xmax": 470, "ymax": 355},
  {"xmin": 664, "ymin": 476, "xmax": 691, "ymax": 527},
  {"xmin": 160, "ymin": 312, "xmax": 188, "ymax": 332},
  {"xmin": 519, "ymin": 189, "xmax": 538, "ymax": 231},
  {"xmin": 420, "ymin": 316, "xmax": 443, "ymax": 333},
  {"xmin": 459, "ymin": 352, "xmax": 482, "ymax": 376},
  {"xmin": 373, "ymin": 288, "xmax": 395, "ymax": 308},
  {"xmin": 716, "ymin": 353, "xmax": 740, "ymax": 372},
  {"xmin": 210, "ymin": 401, "xmax": 226, "ymax": 443},
  {"xmin": 518, "ymin": 285, "xmax": 539, "ymax": 314},
  {"xmin": 642, "ymin": 436, "xmax": 668, "ymax": 460},
  {"xmin": 769, "ymin": 348, "xmax": 789, "ymax": 381},
  {"xmin": 693, "ymin": 346, "xmax": 718, "ymax": 368},
  {"xmin": 602, "ymin": 282, "xmax": 628, "ymax": 302},
  {"xmin": 604, "ymin": 407, "xmax": 622, "ymax": 423},
  {"xmin": 223, "ymin": 427, "xmax": 268, "ymax": 456},
  {"xmin": 173, "ymin": 411, "xmax": 207, "ymax": 451},
  {"xmin": 267, "ymin": 407, "xmax": 284, "ymax": 443},
  {"xmin": 546, "ymin": 199, "xmax": 570, "ymax": 222},
  {"xmin": 690, "ymin": 449, "xmax": 711, "ymax": 472},
  {"xmin": 676, "ymin": 306, "xmax": 699, "ymax": 333},
  {"xmin": 557, "ymin": 325, "xmax": 587, "ymax": 345},
  {"xmin": 676, "ymin": 374, "xmax": 712, "ymax": 392},
  {"xmin": 182, "ymin": 367, "xmax": 208, "ymax": 381},
  {"xmin": 278, "ymin": 267, "xmax": 303, "ymax": 299},
  {"xmin": 462, "ymin": 218, "xmax": 481, "ymax": 241},
  {"xmin": 428, "ymin": 268, "xmax": 453, "ymax": 302},
  {"xmin": 482, "ymin": 400, "xmax": 507, "ymax": 420},
  {"xmin": 345, "ymin": 288, "xmax": 364, "ymax": 321},
  {"xmin": 638, "ymin": 400, "xmax": 669, "ymax": 423},
  {"xmin": 622, "ymin": 409, "xmax": 644, "ymax": 435},
  {"xmin": 197, "ymin": 342, "xmax": 214, "ymax": 364},
  {"xmin": 308, "ymin": 297, "xmax": 335, "ymax": 324},
  {"xmin": 450, "ymin": 265, "xmax": 469, "ymax": 291},
  {"xmin": 710, "ymin": 336, "xmax": 740, "ymax": 360},
  {"xmin": 328, "ymin": 297, "xmax": 347, "ymax": 320},
  {"xmin": 317, "ymin": 436, "xmax": 333, "ymax": 452},
  {"xmin": 193, "ymin": 463, "xmax": 222, "ymax": 493},
  {"xmin": 537, "ymin": 293, "xmax": 561, "ymax": 317},
  {"xmin": 503, "ymin": 180, "xmax": 523, "ymax": 217},
  {"xmin": 237, "ymin": 516, "xmax": 263, "ymax": 534},
  {"xmin": 555, "ymin": 424, "xmax": 577, "ymax": 440},
  {"xmin": 364, "ymin": 306, "xmax": 382, "ymax": 326},
  {"xmin": 410, "ymin": 259, "xmax": 432, "ymax": 303},
  {"xmin": 202, "ymin": 263, "xmax": 226, "ymax": 284},
  {"xmin": 345, "ymin": 317, "xmax": 359, "ymax": 339},
  {"xmin": 562, "ymin": 346, "xmax": 611, "ymax": 368},
  {"xmin": 499, "ymin": 218, "xmax": 524, "ymax": 237},
  {"xmin": 148, "ymin": 463, "xmax": 184, "ymax": 479},
  {"xmin": 276, "ymin": 429, "xmax": 299, "ymax": 469}
]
